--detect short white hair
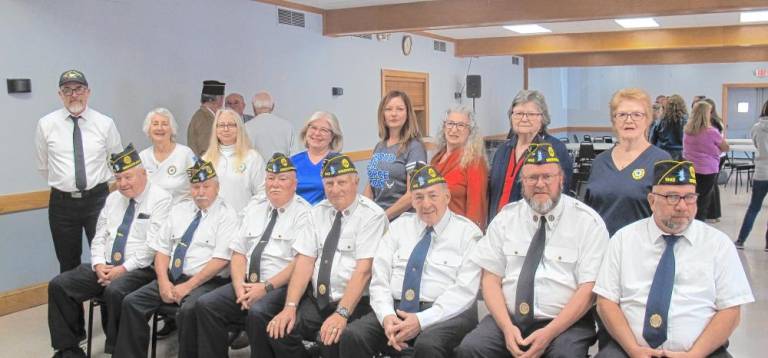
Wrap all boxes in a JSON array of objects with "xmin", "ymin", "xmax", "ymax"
[
  {"xmin": 252, "ymin": 91, "xmax": 274, "ymax": 110},
  {"xmin": 142, "ymin": 108, "xmax": 178, "ymax": 141}
]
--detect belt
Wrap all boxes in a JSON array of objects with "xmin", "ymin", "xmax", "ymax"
[{"xmin": 51, "ymin": 182, "xmax": 109, "ymax": 199}]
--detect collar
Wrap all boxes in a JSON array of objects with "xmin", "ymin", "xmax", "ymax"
[
  {"xmin": 268, "ymin": 194, "xmax": 296, "ymax": 215},
  {"xmin": 197, "ymin": 196, "xmax": 222, "ymax": 218},
  {"xmin": 66, "ymin": 106, "xmax": 91, "ymax": 121},
  {"xmin": 525, "ymin": 195, "xmax": 564, "ymax": 230},
  {"xmin": 646, "ymin": 215, "xmax": 696, "ymax": 246},
  {"xmin": 331, "ymin": 195, "xmax": 360, "ymax": 218},
  {"xmin": 219, "ymin": 144, "xmax": 235, "ymax": 156},
  {"xmin": 416, "ymin": 209, "xmax": 452, "ymax": 238},
  {"xmin": 127, "ymin": 182, "xmax": 151, "ymax": 206},
  {"xmin": 203, "ymin": 106, "xmax": 215, "ymax": 116}
]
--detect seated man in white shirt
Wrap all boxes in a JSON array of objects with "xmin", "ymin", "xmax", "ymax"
[
  {"xmin": 114, "ymin": 159, "xmax": 238, "ymax": 358},
  {"xmin": 594, "ymin": 160, "xmax": 755, "ymax": 358},
  {"xmin": 195, "ymin": 153, "xmax": 312, "ymax": 356},
  {"xmin": 456, "ymin": 143, "xmax": 609, "ymax": 358},
  {"xmin": 264, "ymin": 154, "xmax": 388, "ymax": 358},
  {"xmin": 48, "ymin": 144, "xmax": 170, "ymax": 357},
  {"xmin": 340, "ymin": 163, "xmax": 482, "ymax": 358}
]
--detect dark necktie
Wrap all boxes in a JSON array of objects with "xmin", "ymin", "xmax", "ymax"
[
  {"xmin": 399, "ymin": 226, "xmax": 433, "ymax": 312},
  {"xmin": 169, "ymin": 211, "xmax": 202, "ymax": 281},
  {"xmin": 71, "ymin": 116, "xmax": 87, "ymax": 191},
  {"xmin": 514, "ymin": 216, "xmax": 547, "ymax": 332},
  {"xmin": 643, "ymin": 234, "xmax": 681, "ymax": 348},
  {"xmin": 110, "ymin": 199, "xmax": 136, "ymax": 265},
  {"xmin": 316, "ymin": 211, "xmax": 343, "ymax": 310},
  {"xmin": 247, "ymin": 208, "xmax": 279, "ymax": 283}
]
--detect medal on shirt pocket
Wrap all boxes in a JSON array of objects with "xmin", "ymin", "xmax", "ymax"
[{"xmin": 631, "ymin": 168, "xmax": 645, "ymax": 180}]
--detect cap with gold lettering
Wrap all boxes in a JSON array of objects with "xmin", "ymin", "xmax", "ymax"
[
  {"xmin": 653, "ymin": 160, "xmax": 697, "ymax": 186},
  {"xmin": 321, "ymin": 154, "xmax": 356, "ymax": 178},
  {"xmin": 187, "ymin": 159, "xmax": 217, "ymax": 183},
  {"xmin": 525, "ymin": 143, "xmax": 560, "ymax": 165},
  {"xmin": 59, "ymin": 69, "xmax": 88, "ymax": 87},
  {"xmin": 109, "ymin": 143, "xmax": 141, "ymax": 173},
  {"xmin": 266, "ymin": 152, "xmax": 296, "ymax": 173},
  {"xmin": 409, "ymin": 162, "xmax": 446, "ymax": 190}
]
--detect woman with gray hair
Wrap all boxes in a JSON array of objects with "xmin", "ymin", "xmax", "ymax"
[
  {"xmin": 488, "ymin": 90, "xmax": 572, "ymax": 222},
  {"xmin": 431, "ymin": 105, "xmax": 489, "ymax": 230},
  {"xmin": 138, "ymin": 107, "xmax": 196, "ymax": 204},
  {"xmin": 291, "ymin": 111, "xmax": 344, "ymax": 204}
]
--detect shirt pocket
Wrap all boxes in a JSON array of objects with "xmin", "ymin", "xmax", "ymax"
[
  {"xmin": 263, "ymin": 228, "xmax": 294, "ymax": 258},
  {"xmin": 677, "ymin": 263, "xmax": 714, "ymax": 297},
  {"xmin": 502, "ymin": 242, "xmax": 528, "ymax": 278},
  {"xmin": 131, "ymin": 218, "xmax": 150, "ymax": 238},
  {"xmin": 543, "ymin": 246, "xmax": 578, "ymax": 265},
  {"xmin": 427, "ymin": 254, "xmax": 462, "ymax": 277}
]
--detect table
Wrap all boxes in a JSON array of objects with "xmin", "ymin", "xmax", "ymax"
[{"xmin": 727, "ymin": 138, "xmax": 753, "ymax": 145}]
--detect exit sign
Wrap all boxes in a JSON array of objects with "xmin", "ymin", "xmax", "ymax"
[{"xmin": 756, "ymin": 68, "xmax": 768, "ymax": 78}]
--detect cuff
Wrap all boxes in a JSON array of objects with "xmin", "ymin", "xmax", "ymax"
[
  {"xmin": 121, "ymin": 258, "xmax": 138, "ymax": 272},
  {"xmin": 415, "ymin": 306, "xmax": 440, "ymax": 330},
  {"xmin": 91, "ymin": 257, "xmax": 107, "ymax": 271},
  {"xmin": 592, "ymin": 286, "xmax": 619, "ymax": 303}
]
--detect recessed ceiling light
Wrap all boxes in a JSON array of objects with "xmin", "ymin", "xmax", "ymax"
[
  {"xmin": 614, "ymin": 17, "xmax": 659, "ymax": 29},
  {"xmin": 741, "ymin": 11, "xmax": 768, "ymax": 23},
  {"xmin": 503, "ymin": 24, "xmax": 551, "ymax": 34}
]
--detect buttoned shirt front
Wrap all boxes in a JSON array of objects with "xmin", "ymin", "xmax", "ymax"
[
  {"xmin": 293, "ymin": 195, "xmax": 388, "ymax": 302},
  {"xmin": 214, "ymin": 146, "xmax": 266, "ymax": 214},
  {"xmin": 370, "ymin": 210, "xmax": 482, "ymax": 329},
  {"xmin": 150, "ymin": 197, "xmax": 237, "ymax": 277},
  {"xmin": 472, "ymin": 195, "xmax": 609, "ymax": 319},
  {"xmin": 35, "ymin": 107, "xmax": 123, "ymax": 192},
  {"xmin": 230, "ymin": 194, "xmax": 311, "ymax": 281},
  {"xmin": 90, "ymin": 183, "xmax": 171, "ymax": 271},
  {"xmin": 139, "ymin": 144, "xmax": 196, "ymax": 205},
  {"xmin": 593, "ymin": 217, "xmax": 755, "ymax": 352}
]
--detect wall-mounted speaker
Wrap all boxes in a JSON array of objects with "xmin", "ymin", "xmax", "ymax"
[
  {"xmin": 466, "ymin": 75, "xmax": 481, "ymax": 99},
  {"xmin": 7, "ymin": 79, "xmax": 31, "ymax": 93}
]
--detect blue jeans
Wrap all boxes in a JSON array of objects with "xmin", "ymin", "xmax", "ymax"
[{"xmin": 737, "ymin": 180, "xmax": 768, "ymax": 243}]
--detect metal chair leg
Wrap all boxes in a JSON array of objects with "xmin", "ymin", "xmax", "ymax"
[
  {"xmin": 86, "ymin": 299, "xmax": 94, "ymax": 358},
  {"xmin": 151, "ymin": 312, "xmax": 158, "ymax": 358}
]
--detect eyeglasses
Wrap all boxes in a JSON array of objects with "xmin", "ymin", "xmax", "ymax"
[
  {"xmin": 443, "ymin": 120, "xmax": 471, "ymax": 130},
  {"xmin": 308, "ymin": 125, "xmax": 332, "ymax": 136},
  {"xmin": 613, "ymin": 112, "xmax": 646, "ymax": 121},
  {"xmin": 511, "ymin": 112, "xmax": 543, "ymax": 120},
  {"xmin": 651, "ymin": 192, "xmax": 699, "ymax": 205},
  {"xmin": 216, "ymin": 123, "xmax": 237, "ymax": 130},
  {"xmin": 522, "ymin": 173, "xmax": 560, "ymax": 185},
  {"xmin": 60, "ymin": 86, "xmax": 87, "ymax": 96}
]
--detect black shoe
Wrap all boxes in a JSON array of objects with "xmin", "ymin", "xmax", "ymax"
[
  {"xmin": 229, "ymin": 330, "xmax": 250, "ymax": 350},
  {"xmin": 734, "ymin": 241, "xmax": 744, "ymax": 250},
  {"xmin": 156, "ymin": 317, "xmax": 177, "ymax": 339},
  {"xmin": 53, "ymin": 348, "xmax": 86, "ymax": 358}
]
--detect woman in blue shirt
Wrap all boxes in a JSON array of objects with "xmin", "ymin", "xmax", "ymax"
[{"xmin": 291, "ymin": 111, "xmax": 343, "ymax": 204}]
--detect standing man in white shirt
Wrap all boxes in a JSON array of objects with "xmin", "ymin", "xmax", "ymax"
[
  {"xmin": 114, "ymin": 159, "xmax": 238, "ymax": 358},
  {"xmin": 340, "ymin": 163, "xmax": 482, "ymax": 358},
  {"xmin": 456, "ymin": 143, "xmax": 609, "ymax": 358},
  {"xmin": 196, "ymin": 153, "xmax": 312, "ymax": 356},
  {"xmin": 265, "ymin": 154, "xmax": 388, "ymax": 358},
  {"xmin": 35, "ymin": 69, "xmax": 123, "ymax": 273},
  {"xmin": 245, "ymin": 91, "xmax": 295, "ymax": 159},
  {"xmin": 48, "ymin": 145, "xmax": 171, "ymax": 357},
  {"xmin": 594, "ymin": 160, "xmax": 754, "ymax": 358},
  {"xmin": 187, "ymin": 80, "xmax": 225, "ymax": 156}
]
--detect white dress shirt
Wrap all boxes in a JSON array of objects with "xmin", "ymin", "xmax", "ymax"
[
  {"xmin": 593, "ymin": 217, "xmax": 755, "ymax": 352},
  {"xmin": 139, "ymin": 144, "xmax": 196, "ymax": 205},
  {"xmin": 370, "ymin": 210, "xmax": 482, "ymax": 329},
  {"xmin": 293, "ymin": 195, "xmax": 388, "ymax": 302},
  {"xmin": 35, "ymin": 107, "xmax": 123, "ymax": 192},
  {"xmin": 230, "ymin": 194, "xmax": 311, "ymax": 281},
  {"xmin": 90, "ymin": 183, "xmax": 171, "ymax": 271},
  {"xmin": 472, "ymin": 195, "xmax": 609, "ymax": 319},
  {"xmin": 150, "ymin": 197, "xmax": 237, "ymax": 277},
  {"xmin": 214, "ymin": 145, "xmax": 266, "ymax": 214}
]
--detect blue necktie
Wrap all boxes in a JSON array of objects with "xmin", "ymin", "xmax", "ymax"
[
  {"xmin": 399, "ymin": 227, "xmax": 433, "ymax": 313},
  {"xmin": 643, "ymin": 234, "xmax": 680, "ymax": 348},
  {"xmin": 169, "ymin": 211, "xmax": 202, "ymax": 281},
  {"xmin": 109, "ymin": 199, "xmax": 136, "ymax": 265},
  {"xmin": 71, "ymin": 116, "xmax": 87, "ymax": 191}
]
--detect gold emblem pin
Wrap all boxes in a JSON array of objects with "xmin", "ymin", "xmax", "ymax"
[
  {"xmin": 341, "ymin": 158, "xmax": 350, "ymax": 168},
  {"xmin": 428, "ymin": 168, "xmax": 436, "ymax": 178},
  {"xmin": 123, "ymin": 156, "xmax": 131, "ymax": 164},
  {"xmin": 405, "ymin": 289, "xmax": 416, "ymax": 301},
  {"xmin": 174, "ymin": 258, "xmax": 182, "ymax": 268},
  {"xmin": 280, "ymin": 158, "xmax": 288, "ymax": 166},
  {"xmin": 318, "ymin": 284, "xmax": 327, "ymax": 295},
  {"xmin": 238, "ymin": 163, "xmax": 246, "ymax": 173},
  {"xmin": 249, "ymin": 273, "xmax": 258, "ymax": 283},
  {"xmin": 547, "ymin": 146, "xmax": 555, "ymax": 157},
  {"xmin": 631, "ymin": 168, "xmax": 645, "ymax": 180},
  {"xmin": 650, "ymin": 313, "xmax": 663, "ymax": 328},
  {"xmin": 519, "ymin": 302, "xmax": 530, "ymax": 315},
  {"xmin": 113, "ymin": 252, "xmax": 122, "ymax": 262}
]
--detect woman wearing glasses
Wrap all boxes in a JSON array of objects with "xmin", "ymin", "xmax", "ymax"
[
  {"xmin": 585, "ymin": 88, "xmax": 670, "ymax": 236},
  {"xmin": 203, "ymin": 109, "xmax": 265, "ymax": 214},
  {"xmin": 291, "ymin": 111, "xmax": 344, "ymax": 205},
  {"xmin": 430, "ymin": 105, "xmax": 488, "ymax": 230},
  {"xmin": 488, "ymin": 89, "xmax": 572, "ymax": 222}
]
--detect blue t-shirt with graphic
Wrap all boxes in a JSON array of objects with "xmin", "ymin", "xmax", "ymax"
[{"xmin": 367, "ymin": 140, "xmax": 426, "ymax": 211}]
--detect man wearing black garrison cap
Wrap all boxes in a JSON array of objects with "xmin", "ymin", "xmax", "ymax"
[{"xmin": 187, "ymin": 80, "xmax": 225, "ymax": 156}]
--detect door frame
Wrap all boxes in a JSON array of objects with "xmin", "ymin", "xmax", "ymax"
[{"xmin": 722, "ymin": 82, "xmax": 768, "ymax": 136}]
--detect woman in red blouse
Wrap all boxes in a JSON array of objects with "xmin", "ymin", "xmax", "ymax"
[{"xmin": 430, "ymin": 105, "xmax": 489, "ymax": 230}]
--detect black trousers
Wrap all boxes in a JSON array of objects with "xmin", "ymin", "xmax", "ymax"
[
  {"xmin": 263, "ymin": 294, "xmax": 371, "ymax": 358},
  {"xmin": 595, "ymin": 338, "xmax": 731, "ymax": 358},
  {"xmin": 340, "ymin": 302, "xmax": 478, "ymax": 358},
  {"xmin": 456, "ymin": 311, "xmax": 596, "ymax": 358},
  {"xmin": 113, "ymin": 276, "xmax": 227, "ymax": 358},
  {"xmin": 48, "ymin": 264, "xmax": 155, "ymax": 353},
  {"xmin": 49, "ymin": 183, "xmax": 109, "ymax": 273},
  {"xmin": 695, "ymin": 173, "xmax": 718, "ymax": 221},
  {"xmin": 195, "ymin": 283, "xmax": 287, "ymax": 358}
]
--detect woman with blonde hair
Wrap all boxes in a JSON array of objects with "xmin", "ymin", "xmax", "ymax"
[
  {"xmin": 291, "ymin": 111, "xmax": 344, "ymax": 204},
  {"xmin": 430, "ymin": 105, "xmax": 488, "ymax": 230},
  {"xmin": 203, "ymin": 109, "xmax": 265, "ymax": 213},
  {"xmin": 364, "ymin": 90, "xmax": 427, "ymax": 219},
  {"xmin": 682, "ymin": 101, "xmax": 729, "ymax": 220}
]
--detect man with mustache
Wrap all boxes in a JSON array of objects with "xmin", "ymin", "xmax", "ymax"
[
  {"xmin": 114, "ymin": 159, "xmax": 237, "ymax": 358},
  {"xmin": 593, "ymin": 160, "xmax": 754, "ymax": 358},
  {"xmin": 456, "ymin": 143, "xmax": 609, "ymax": 358},
  {"xmin": 35, "ymin": 69, "xmax": 123, "ymax": 273}
]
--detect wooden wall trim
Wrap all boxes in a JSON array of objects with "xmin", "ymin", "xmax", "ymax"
[
  {"xmin": 0, "ymin": 190, "xmax": 50, "ymax": 215},
  {"xmin": 0, "ymin": 283, "xmax": 48, "ymax": 317},
  {"xmin": 253, "ymin": 0, "xmax": 324, "ymax": 14},
  {"xmin": 410, "ymin": 31, "xmax": 455, "ymax": 44},
  {"xmin": 526, "ymin": 46, "xmax": 768, "ymax": 68}
]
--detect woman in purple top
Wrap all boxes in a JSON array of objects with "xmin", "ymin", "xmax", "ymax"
[{"xmin": 683, "ymin": 101, "xmax": 729, "ymax": 220}]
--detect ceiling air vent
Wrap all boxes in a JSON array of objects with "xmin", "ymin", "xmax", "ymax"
[
  {"xmin": 433, "ymin": 40, "xmax": 447, "ymax": 52},
  {"xmin": 353, "ymin": 34, "xmax": 373, "ymax": 40},
  {"xmin": 278, "ymin": 8, "xmax": 305, "ymax": 28},
  {"xmin": 511, "ymin": 56, "xmax": 520, "ymax": 65}
]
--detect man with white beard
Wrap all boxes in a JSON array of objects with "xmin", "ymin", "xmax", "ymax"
[{"xmin": 456, "ymin": 143, "xmax": 609, "ymax": 358}]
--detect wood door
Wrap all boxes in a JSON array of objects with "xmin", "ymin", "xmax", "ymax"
[{"xmin": 381, "ymin": 69, "xmax": 430, "ymax": 137}]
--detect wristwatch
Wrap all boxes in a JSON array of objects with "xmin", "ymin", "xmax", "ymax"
[
  {"xmin": 335, "ymin": 305, "xmax": 351, "ymax": 319},
  {"xmin": 264, "ymin": 280, "xmax": 275, "ymax": 293}
]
